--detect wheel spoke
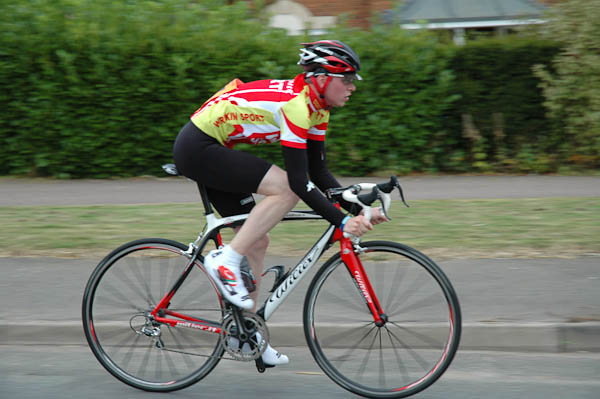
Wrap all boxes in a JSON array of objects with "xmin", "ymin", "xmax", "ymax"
[
  {"xmin": 386, "ymin": 271, "xmax": 432, "ymax": 318},
  {"xmin": 325, "ymin": 265, "xmax": 369, "ymax": 313},
  {"xmin": 327, "ymin": 324, "xmax": 378, "ymax": 365},
  {"xmin": 161, "ymin": 343, "xmax": 182, "ymax": 379},
  {"xmin": 168, "ymin": 268, "xmax": 216, "ymax": 308},
  {"xmin": 317, "ymin": 321, "xmax": 374, "ymax": 347},
  {"xmin": 305, "ymin": 241, "xmax": 461, "ymax": 397},
  {"xmin": 389, "ymin": 292, "xmax": 446, "ymax": 318},
  {"xmin": 384, "ymin": 262, "xmax": 407, "ymax": 313},
  {"xmin": 389, "ymin": 321, "xmax": 445, "ymax": 348},
  {"xmin": 384, "ymin": 325, "xmax": 431, "ymax": 371},
  {"xmin": 83, "ymin": 240, "xmax": 224, "ymax": 391},
  {"xmin": 94, "ymin": 322, "xmax": 141, "ymax": 350},
  {"xmin": 165, "ymin": 326, "xmax": 202, "ymax": 369},
  {"xmin": 114, "ymin": 260, "xmax": 156, "ymax": 307},
  {"xmin": 97, "ymin": 280, "xmax": 147, "ymax": 312},
  {"xmin": 136, "ymin": 339, "xmax": 154, "ymax": 377},
  {"xmin": 117, "ymin": 332, "xmax": 144, "ymax": 371},
  {"xmin": 354, "ymin": 327, "xmax": 380, "ymax": 382},
  {"xmin": 384, "ymin": 327, "xmax": 409, "ymax": 381},
  {"xmin": 155, "ymin": 350, "xmax": 162, "ymax": 381}
]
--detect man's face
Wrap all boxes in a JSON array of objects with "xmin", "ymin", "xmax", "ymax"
[{"xmin": 321, "ymin": 75, "xmax": 357, "ymax": 108}]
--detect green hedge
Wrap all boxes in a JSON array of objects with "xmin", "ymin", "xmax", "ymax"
[
  {"xmin": 0, "ymin": 0, "xmax": 300, "ymax": 178},
  {"xmin": 533, "ymin": 0, "xmax": 600, "ymax": 169},
  {"xmin": 443, "ymin": 37, "xmax": 560, "ymax": 173},
  {"xmin": 0, "ymin": 0, "xmax": 570, "ymax": 178}
]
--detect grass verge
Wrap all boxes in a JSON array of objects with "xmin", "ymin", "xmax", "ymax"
[{"xmin": 0, "ymin": 198, "xmax": 598, "ymax": 259}]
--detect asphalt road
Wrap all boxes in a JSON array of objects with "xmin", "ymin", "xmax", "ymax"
[
  {"xmin": 1, "ymin": 345, "xmax": 599, "ymax": 399},
  {"xmin": 1, "ymin": 175, "xmax": 599, "ymax": 398}
]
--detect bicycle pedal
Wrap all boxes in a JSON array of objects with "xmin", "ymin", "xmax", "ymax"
[
  {"xmin": 255, "ymin": 358, "xmax": 266, "ymax": 373},
  {"xmin": 254, "ymin": 358, "xmax": 275, "ymax": 373}
]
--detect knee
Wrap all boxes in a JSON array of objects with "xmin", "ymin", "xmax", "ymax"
[
  {"xmin": 281, "ymin": 186, "xmax": 300, "ymax": 208},
  {"xmin": 259, "ymin": 167, "xmax": 299, "ymax": 208}
]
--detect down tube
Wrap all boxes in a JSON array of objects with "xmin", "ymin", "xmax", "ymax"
[{"xmin": 261, "ymin": 225, "xmax": 336, "ymax": 321}]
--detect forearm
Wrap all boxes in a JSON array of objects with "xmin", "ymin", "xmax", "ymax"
[
  {"xmin": 306, "ymin": 140, "xmax": 359, "ymax": 215},
  {"xmin": 282, "ymin": 146, "xmax": 346, "ymax": 227}
]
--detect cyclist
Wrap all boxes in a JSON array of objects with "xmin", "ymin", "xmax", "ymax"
[{"xmin": 173, "ymin": 40, "xmax": 387, "ymax": 366}]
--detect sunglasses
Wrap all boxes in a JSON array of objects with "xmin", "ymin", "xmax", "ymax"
[{"xmin": 328, "ymin": 73, "xmax": 362, "ymax": 85}]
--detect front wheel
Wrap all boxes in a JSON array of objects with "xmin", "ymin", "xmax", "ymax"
[
  {"xmin": 82, "ymin": 238, "xmax": 224, "ymax": 392},
  {"xmin": 304, "ymin": 241, "xmax": 461, "ymax": 398}
]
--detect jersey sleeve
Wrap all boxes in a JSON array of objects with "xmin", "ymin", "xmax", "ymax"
[
  {"xmin": 307, "ymin": 110, "xmax": 329, "ymax": 141},
  {"xmin": 278, "ymin": 92, "xmax": 310, "ymax": 149},
  {"xmin": 282, "ymin": 145, "xmax": 346, "ymax": 227},
  {"xmin": 306, "ymin": 140, "xmax": 360, "ymax": 216}
]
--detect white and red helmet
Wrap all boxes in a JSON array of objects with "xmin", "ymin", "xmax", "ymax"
[{"xmin": 298, "ymin": 40, "xmax": 362, "ymax": 80}]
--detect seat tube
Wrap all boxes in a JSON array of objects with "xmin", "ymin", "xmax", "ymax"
[{"xmin": 340, "ymin": 239, "xmax": 384, "ymax": 324}]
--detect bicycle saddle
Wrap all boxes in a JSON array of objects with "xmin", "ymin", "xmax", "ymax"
[{"xmin": 162, "ymin": 163, "xmax": 180, "ymax": 176}]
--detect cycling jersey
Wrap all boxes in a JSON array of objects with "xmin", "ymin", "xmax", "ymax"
[
  {"xmin": 190, "ymin": 74, "xmax": 329, "ymax": 149},
  {"xmin": 184, "ymin": 73, "xmax": 356, "ymax": 228}
]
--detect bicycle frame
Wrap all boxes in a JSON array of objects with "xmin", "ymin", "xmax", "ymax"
[
  {"xmin": 84, "ymin": 170, "xmax": 461, "ymax": 397},
  {"xmin": 149, "ymin": 208, "xmax": 387, "ymax": 335}
]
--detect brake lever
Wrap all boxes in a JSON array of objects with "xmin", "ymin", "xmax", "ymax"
[
  {"xmin": 393, "ymin": 176, "xmax": 409, "ymax": 208},
  {"xmin": 360, "ymin": 187, "xmax": 392, "ymax": 221},
  {"xmin": 379, "ymin": 193, "xmax": 391, "ymax": 220}
]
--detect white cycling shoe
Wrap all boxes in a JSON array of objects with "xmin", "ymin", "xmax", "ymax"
[
  {"xmin": 261, "ymin": 344, "xmax": 289, "ymax": 366},
  {"xmin": 231, "ymin": 332, "xmax": 289, "ymax": 366},
  {"xmin": 204, "ymin": 249, "xmax": 254, "ymax": 310},
  {"xmin": 256, "ymin": 332, "xmax": 289, "ymax": 366}
]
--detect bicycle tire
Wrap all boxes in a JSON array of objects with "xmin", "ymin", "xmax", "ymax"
[
  {"xmin": 82, "ymin": 238, "xmax": 224, "ymax": 392},
  {"xmin": 303, "ymin": 241, "xmax": 461, "ymax": 398}
]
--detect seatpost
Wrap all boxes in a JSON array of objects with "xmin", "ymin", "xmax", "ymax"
[{"xmin": 196, "ymin": 183, "xmax": 215, "ymax": 215}]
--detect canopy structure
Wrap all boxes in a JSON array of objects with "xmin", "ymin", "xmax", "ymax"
[{"xmin": 398, "ymin": 0, "xmax": 546, "ymax": 44}]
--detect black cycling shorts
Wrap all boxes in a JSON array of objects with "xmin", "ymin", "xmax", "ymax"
[{"xmin": 173, "ymin": 121, "xmax": 272, "ymax": 217}]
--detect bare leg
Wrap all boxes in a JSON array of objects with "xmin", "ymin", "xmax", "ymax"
[
  {"xmin": 229, "ymin": 165, "xmax": 298, "ymax": 307},
  {"xmin": 230, "ymin": 165, "xmax": 298, "ymax": 253},
  {"xmin": 225, "ymin": 165, "xmax": 294, "ymax": 363},
  {"xmin": 232, "ymin": 227, "xmax": 269, "ymax": 308}
]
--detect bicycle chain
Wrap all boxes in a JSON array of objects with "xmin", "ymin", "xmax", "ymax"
[
  {"xmin": 155, "ymin": 346, "xmax": 241, "ymax": 361},
  {"xmin": 148, "ymin": 311, "xmax": 269, "ymax": 362}
]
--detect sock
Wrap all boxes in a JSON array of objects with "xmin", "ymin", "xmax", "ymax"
[{"xmin": 222, "ymin": 245, "xmax": 243, "ymax": 268}]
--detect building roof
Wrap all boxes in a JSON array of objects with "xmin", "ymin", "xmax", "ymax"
[{"xmin": 399, "ymin": 0, "xmax": 546, "ymax": 29}]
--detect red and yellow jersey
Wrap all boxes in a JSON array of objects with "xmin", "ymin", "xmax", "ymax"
[{"xmin": 190, "ymin": 74, "xmax": 329, "ymax": 149}]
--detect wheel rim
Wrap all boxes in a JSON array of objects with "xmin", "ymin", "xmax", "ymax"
[
  {"xmin": 84, "ymin": 242, "xmax": 223, "ymax": 388},
  {"xmin": 306, "ymin": 244, "xmax": 460, "ymax": 396}
]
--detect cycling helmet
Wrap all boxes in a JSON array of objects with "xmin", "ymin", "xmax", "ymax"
[
  {"xmin": 298, "ymin": 40, "xmax": 361, "ymax": 78},
  {"xmin": 298, "ymin": 40, "xmax": 361, "ymax": 107}
]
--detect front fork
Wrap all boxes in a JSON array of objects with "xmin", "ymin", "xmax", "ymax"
[{"xmin": 339, "ymin": 237, "xmax": 388, "ymax": 326}]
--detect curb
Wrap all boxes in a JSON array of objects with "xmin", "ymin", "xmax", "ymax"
[{"xmin": 2, "ymin": 321, "xmax": 600, "ymax": 353}]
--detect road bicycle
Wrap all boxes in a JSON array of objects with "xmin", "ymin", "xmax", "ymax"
[{"xmin": 82, "ymin": 164, "xmax": 461, "ymax": 398}]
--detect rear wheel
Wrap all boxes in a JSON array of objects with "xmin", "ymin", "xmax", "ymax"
[
  {"xmin": 82, "ymin": 238, "xmax": 224, "ymax": 391},
  {"xmin": 304, "ymin": 241, "xmax": 461, "ymax": 398}
]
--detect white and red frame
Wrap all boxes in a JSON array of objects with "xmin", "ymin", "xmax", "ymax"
[{"xmin": 149, "ymin": 183, "xmax": 391, "ymax": 335}]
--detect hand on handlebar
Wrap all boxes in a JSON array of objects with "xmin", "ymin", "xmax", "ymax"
[
  {"xmin": 362, "ymin": 206, "xmax": 389, "ymax": 226},
  {"xmin": 333, "ymin": 176, "xmax": 404, "ymax": 238},
  {"xmin": 343, "ymin": 208, "xmax": 389, "ymax": 237},
  {"xmin": 343, "ymin": 215, "xmax": 373, "ymax": 237}
]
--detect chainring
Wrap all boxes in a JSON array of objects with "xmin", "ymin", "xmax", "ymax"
[{"xmin": 220, "ymin": 311, "xmax": 269, "ymax": 361}]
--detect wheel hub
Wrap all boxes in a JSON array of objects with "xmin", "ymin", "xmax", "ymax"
[{"xmin": 375, "ymin": 313, "xmax": 388, "ymax": 327}]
